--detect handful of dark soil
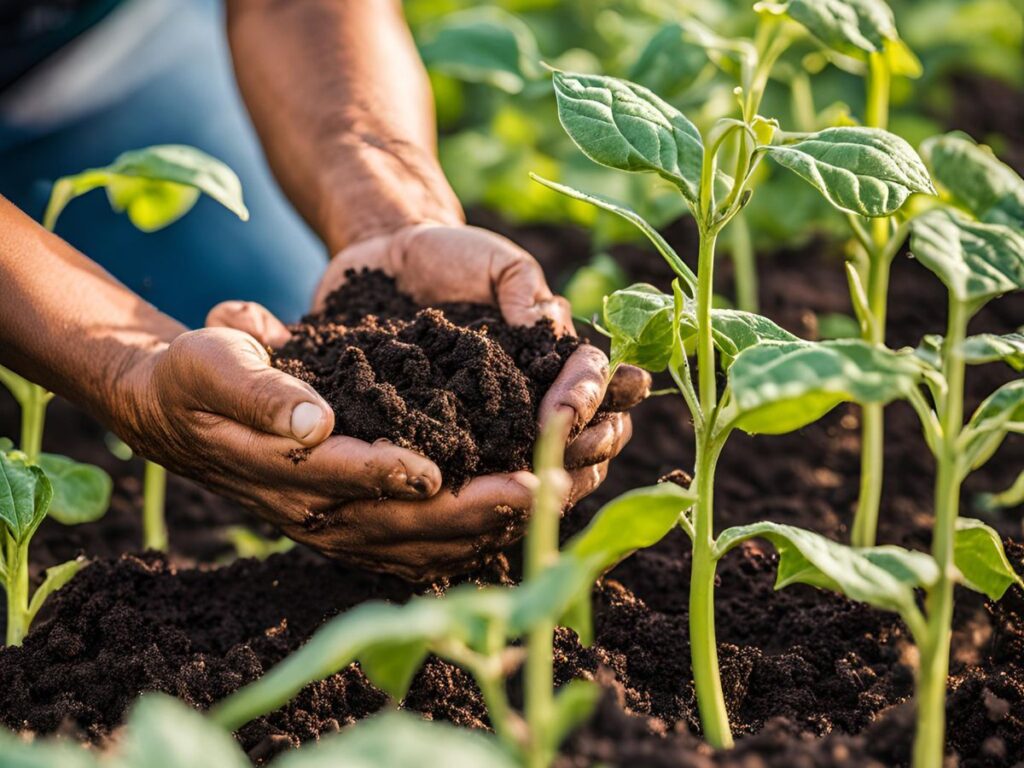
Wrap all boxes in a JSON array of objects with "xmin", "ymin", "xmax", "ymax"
[{"xmin": 273, "ymin": 270, "xmax": 581, "ymax": 489}]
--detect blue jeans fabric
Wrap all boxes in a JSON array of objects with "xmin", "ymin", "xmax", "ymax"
[{"xmin": 0, "ymin": 0, "xmax": 325, "ymax": 329}]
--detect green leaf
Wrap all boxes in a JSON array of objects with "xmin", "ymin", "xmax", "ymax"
[
  {"xmin": 45, "ymin": 145, "xmax": 248, "ymax": 232},
  {"xmin": 921, "ymin": 132, "xmax": 1024, "ymax": 229},
  {"xmin": 0, "ymin": 730, "xmax": 98, "ymax": 768},
  {"xmin": 562, "ymin": 483, "xmax": 696, "ymax": 644},
  {"xmin": 358, "ymin": 639, "xmax": 431, "ymax": 701},
  {"xmin": 118, "ymin": 694, "xmax": 249, "ymax": 768},
  {"xmin": 103, "ymin": 145, "xmax": 249, "ymax": 224},
  {"xmin": 629, "ymin": 22, "xmax": 710, "ymax": 97},
  {"xmin": 564, "ymin": 253, "xmax": 628, "ymax": 320},
  {"xmin": 549, "ymin": 680, "xmax": 601, "ymax": 752},
  {"xmin": 529, "ymin": 175, "xmax": 697, "ymax": 291},
  {"xmin": 715, "ymin": 521, "xmax": 936, "ymax": 625},
  {"xmin": 916, "ymin": 332, "xmax": 1024, "ymax": 372},
  {"xmin": 710, "ymin": 311, "xmax": 800, "ymax": 368},
  {"xmin": 724, "ymin": 339, "xmax": 923, "ymax": 434},
  {"xmin": 26, "ymin": 557, "xmax": 84, "ymax": 627},
  {"xmin": 976, "ymin": 470, "xmax": 1024, "ymax": 513},
  {"xmin": 275, "ymin": 712, "xmax": 517, "ymax": 768},
  {"xmin": 954, "ymin": 518, "xmax": 1024, "ymax": 600},
  {"xmin": 761, "ymin": 0, "xmax": 900, "ymax": 55},
  {"xmin": 418, "ymin": 7, "xmax": 541, "ymax": 94},
  {"xmin": 764, "ymin": 127, "xmax": 935, "ymax": 217},
  {"xmin": 960, "ymin": 380, "xmax": 1024, "ymax": 471},
  {"xmin": 602, "ymin": 284, "xmax": 675, "ymax": 372},
  {"xmin": 0, "ymin": 451, "xmax": 53, "ymax": 545},
  {"xmin": 36, "ymin": 454, "xmax": 111, "ymax": 525},
  {"xmin": 551, "ymin": 70, "xmax": 704, "ymax": 204},
  {"xmin": 911, "ymin": 208, "xmax": 1024, "ymax": 306}
]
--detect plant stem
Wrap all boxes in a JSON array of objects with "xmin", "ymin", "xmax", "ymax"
[
  {"xmin": 689, "ymin": 437, "xmax": 732, "ymax": 748},
  {"xmin": 913, "ymin": 298, "xmax": 967, "ymax": 768},
  {"xmin": 851, "ymin": 252, "xmax": 892, "ymax": 547},
  {"xmin": 696, "ymin": 230, "xmax": 719, "ymax": 420},
  {"xmin": 524, "ymin": 416, "xmax": 569, "ymax": 768},
  {"xmin": 728, "ymin": 214, "xmax": 757, "ymax": 313},
  {"xmin": 4, "ymin": 534, "xmax": 29, "ymax": 645},
  {"xmin": 143, "ymin": 462, "xmax": 168, "ymax": 552},
  {"xmin": 865, "ymin": 52, "xmax": 890, "ymax": 130},
  {"xmin": 20, "ymin": 384, "xmax": 48, "ymax": 464}
]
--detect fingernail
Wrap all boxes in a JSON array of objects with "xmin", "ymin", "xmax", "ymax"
[{"xmin": 291, "ymin": 402, "xmax": 325, "ymax": 440}]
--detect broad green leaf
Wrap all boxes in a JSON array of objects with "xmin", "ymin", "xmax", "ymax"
[
  {"xmin": 118, "ymin": 694, "xmax": 249, "ymax": 768},
  {"xmin": 26, "ymin": 557, "xmax": 84, "ymax": 626},
  {"xmin": 715, "ymin": 521, "xmax": 936, "ymax": 624},
  {"xmin": 563, "ymin": 483, "xmax": 696, "ymax": 644},
  {"xmin": 566, "ymin": 483, "xmax": 697, "ymax": 570},
  {"xmin": 275, "ymin": 712, "xmax": 517, "ymax": 768},
  {"xmin": 764, "ymin": 127, "xmax": 934, "ymax": 217},
  {"xmin": 629, "ymin": 22, "xmax": 710, "ymax": 97},
  {"xmin": 710, "ymin": 311, "xmax": 800, "ymax": 368},
  {"xmin": 911, "ymin": 208, "xmax": 1024, "ymax": 306},
  {"xmin": 529, "ymin": 175, "xmax": 697, "ymax": 291},
  {"xmin": 960, "ymin": 380, "xmax": 1024, "ymax": 471},
  {"xmin": 358, "ymin": 639, "xmax": 431, "ymax": 701},
  {"xmin": 0, "ymin": 731, "xmax": 98, "ymax": 768},
  {"xmin": 602, "ymin": 285, "xmax": 675, "ymax": 371},
  {"xmin": 551, "ymin": 70, "xmax": 704, "ymax": 204},
  {"xmin": 976, "ymin": 470, "xmax": 1024, "ymax": 513},
  {"xmin": 549, "ymin": 680, "xmax": 601, "ymax": 752},
  {"xmin": 418, "ymin": 7, "xmax": 540, "ymax": 94},
  {"xmin": 36, "ymin": 454, "xmax": 111, "ymax": 525},
  {"xmin": 954, "ymin": 518, "xmax": 1024, "ymax": 600},
  {"xmin": 0, "ymin": 451, "xmax": 53, "ymax": 544},
  {"xmin": 45, "ymin": 145, "xmax": 248, "ymax": 232},
  {"xmin": 916, "ymin": 332, "xmax": 1024, "ymax": 372},
  {"xmin": 761, "ymin": 0, "xmax": 899, "ymax": 55},
  {"xmin": 724, "ymin": 339, "xmax": 923, "ymax": 435},
  {"xmin": 921, "ymin": 132, "xmax": 1024, "ymax": 229}
]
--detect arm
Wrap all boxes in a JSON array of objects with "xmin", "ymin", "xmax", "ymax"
[{"xmin": 225, "ymin": 0, "xmax": 462, "ymax": 254}]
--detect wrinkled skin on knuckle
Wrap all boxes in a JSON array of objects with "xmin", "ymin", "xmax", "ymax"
[{"xmin": 604, "ymin": 365, "xmax": 652, "ymax": 411}]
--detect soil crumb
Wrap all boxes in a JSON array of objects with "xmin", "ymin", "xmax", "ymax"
[{"xmin": 273, "ymin": 270, "xmax": 580, "ymax": 489}]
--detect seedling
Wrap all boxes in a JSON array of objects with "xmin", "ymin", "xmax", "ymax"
[
  {"xmin": 40, "ymin": 144, "xmax": 249, "ymax": 551},
  {"xmin": 0, "ymin": 691, "xmax": 518, "ymax": 768},
  {"xmin": 533, "ymin": 51, "xmax": 933, "ymax": 744},
  {"xmin": 209, "ymin": 417, "xmax": 697, "ymax": 767},
  {"xmin": 0, "ymin": 448, "xmax": 84, "ymax": 645}
]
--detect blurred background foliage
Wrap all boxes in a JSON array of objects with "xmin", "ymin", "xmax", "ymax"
[{"xmin": 403, "ymin": 0, "xmax": 1023, "ymax": 259}]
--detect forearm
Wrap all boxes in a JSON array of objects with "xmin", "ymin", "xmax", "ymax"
[
  {"xmin": 0, "ymin": 196, "xmax": 184, "ymax": 429},
  {"xmin": 226, "ymin": 0, "xmax": 463, "ymax": 253}
]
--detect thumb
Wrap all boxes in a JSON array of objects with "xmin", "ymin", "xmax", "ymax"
[{"xmin": 161, "ymin": 328, "xmax": 335, "ymax": 446}]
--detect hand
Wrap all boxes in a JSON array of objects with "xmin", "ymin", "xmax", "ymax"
[{"xmin": 311, "ymin": 222, "xmax": 650, "ymax": 482}]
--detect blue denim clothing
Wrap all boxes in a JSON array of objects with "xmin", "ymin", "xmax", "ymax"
[{"xmin": 0, "ymin": 0, "xmax": 325, "ymax": 329}]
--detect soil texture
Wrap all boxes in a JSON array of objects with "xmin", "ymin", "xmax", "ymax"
[{"xmin": 273, "ymin": 269, "xmax": 580, "ymax": 489}]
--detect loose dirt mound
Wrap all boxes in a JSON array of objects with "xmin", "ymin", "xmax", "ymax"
[{"xmin": 273, "ymin": 270, "xmax": 579, "ymax": 489}]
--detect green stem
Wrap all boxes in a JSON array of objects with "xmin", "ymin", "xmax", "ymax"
[
  {"xmin": 689, "ymin": 437, "xmax": 732, "ymax": 749},
  {"xmin": 696, "ymin": 230, "xmax": 718, "ymax": 419},
  {"xmin": 524, "ymin": 419, "xmax": 567, "ymax": 768},
  {"xmin": 4, "ymin": 535, "xmax": 29, "ymax": 645},
  {"xmin": 851, "ymin": 252, "xmax": 892, "ymax": 547},
  {"xmin": 913, "ymin": 298, "xmax": 967, "ymax": 768},
  {"xmin": 728, "ymin": 214, "xmax": 757, "ymax": 313},
  {"xmin": 789, "ymin": 71, "xmax": 817, "ymax": 132},
  {"xmin": 865, "ymin": 51, "xmax": 890, "ymax": 130},
  {"xmin": 143, "ymin": 462, "xmax": 168, "ymax": 552},
  {"xmin": 20, "ymin": 384, "xmax": 48, "ymax": 464}
]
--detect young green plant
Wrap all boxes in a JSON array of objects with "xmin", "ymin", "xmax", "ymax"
[
  {"xmin": 534, "ymin": 64, "xmax": 934, "ymax": 746},
  {"xmin": 42, "ymin": 144, "xmax": 249, "ymax": 551},
  {"xmin": 209, "ymin": 417, "xmax": 697, "ymax": 767}
]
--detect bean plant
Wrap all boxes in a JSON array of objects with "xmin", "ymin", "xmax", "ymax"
[
  {"xmin": 209, "ymin": 417, "xmax": 698, "ymax": 768},
  {"xmin": 39, "ymin": 144, "xmax": 249, "ymax": 552},
  {"xmin": 0, "ymin": 691, "xmax": 517, "ymax": 768}
]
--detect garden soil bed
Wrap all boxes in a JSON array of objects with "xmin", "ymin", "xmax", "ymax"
[{"xmin": 0, "ymin": 211, "xmax": 1020, "ymax": 767}]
